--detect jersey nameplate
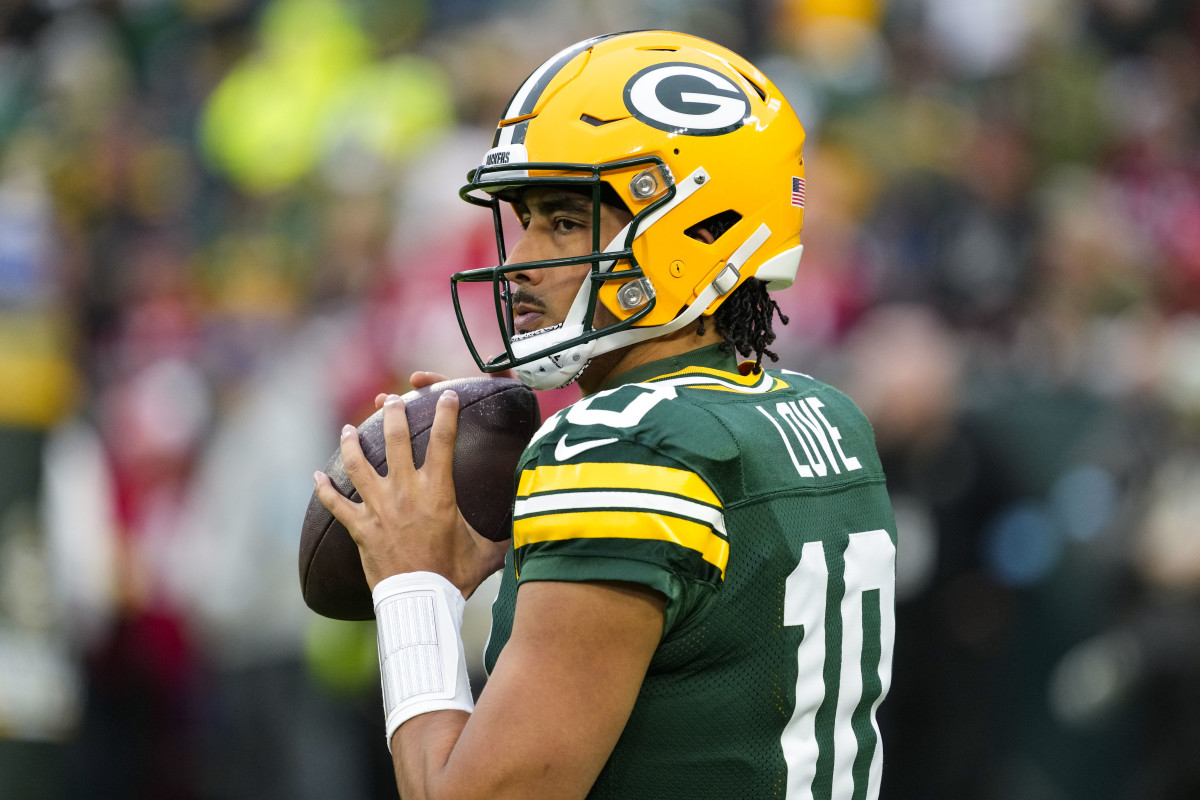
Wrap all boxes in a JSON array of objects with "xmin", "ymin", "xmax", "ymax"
[{"xmin": 756, "ymin": 397, "xmax": 862, "ymax": 479}]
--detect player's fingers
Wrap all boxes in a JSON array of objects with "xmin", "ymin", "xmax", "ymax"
[
  {"xmin": 410, "ymin": 371, "xmax": 449, "ymax": 388},
  {"xmin": 374, "ymin": 392, "xmax": 389, "ymax": 410},
  {"xmin": 424, "ymin": 389, "xmax": 459, "ymax": 480},
  {"xmin": 313, "ymin": 471, "xmax": 361, "ymax": 526},
  {"xmin": 339, "ymin": 424, "xmax": 380, "ymax": 493},
  {"xmin": 382, "ymin": 394, "xmax": 416, "ymax": 476}
]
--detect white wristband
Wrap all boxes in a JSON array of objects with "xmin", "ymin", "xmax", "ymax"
[{"xmin": 373, "ymin": 571, "xmax": 474, "ymax": 750}]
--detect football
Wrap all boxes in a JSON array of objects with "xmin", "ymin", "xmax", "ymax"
[{"xmin": 299, "ymin": 377, "xmax": 540, "ymax": 620}]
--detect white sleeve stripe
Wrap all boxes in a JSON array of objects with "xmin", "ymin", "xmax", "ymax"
[{"xmin": 514, "ymin": 490, "xmax": 727, "ymax": 537}]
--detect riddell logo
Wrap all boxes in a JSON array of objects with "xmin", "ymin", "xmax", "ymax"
[{"xmin": 485, "ymin": 151, "xmax": 511, "ymax": 165}]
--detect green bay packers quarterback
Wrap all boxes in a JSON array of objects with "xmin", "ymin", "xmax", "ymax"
[{"xmin": 314, "ymin": 30, "xmax": 898, "ymax": 800}]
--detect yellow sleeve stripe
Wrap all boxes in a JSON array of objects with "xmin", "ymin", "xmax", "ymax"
[
  {"xmin": 514, "ymin": 510, "xmax": 729, "ymax": 577},
  {"xmin": 518, "ymin": 462, "xmax": 720, "ymax": 507},
  {"xmin": 515, "ymin": 490, "xmax": 726, "ymax": 536}
]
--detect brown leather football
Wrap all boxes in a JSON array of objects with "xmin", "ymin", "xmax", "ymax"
[{"xmin": 299, "ymin": 377, "xmax": 539, "ymax": 620}]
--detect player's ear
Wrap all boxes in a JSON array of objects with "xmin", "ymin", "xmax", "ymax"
[{"xmin": 686, "ymin": 225, "xmax": 716, "ymax": 245}]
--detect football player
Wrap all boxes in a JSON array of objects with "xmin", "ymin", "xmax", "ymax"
[{"xmin": 315, "ymin": 30, "xmax": 898, "ymax": 800}]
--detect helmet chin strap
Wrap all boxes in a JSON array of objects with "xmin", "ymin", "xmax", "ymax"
[
  {"xmin": 512, "ymin": 221, "xmax": 773, "ymax": 391},
  {"xmin": 590, "ymin": 222, "xmax": 773, "ymax": 357},
  {"xmin": 509, "ymin": 168, "xmax": 780, "ymax": 391}
]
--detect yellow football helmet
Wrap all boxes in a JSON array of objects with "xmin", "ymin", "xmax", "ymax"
[{"xmin": 453, "ymin": 30, "xmax": 807, "ymax": 389}]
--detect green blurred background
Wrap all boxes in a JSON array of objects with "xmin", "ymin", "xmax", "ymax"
[{"xmin": 1, "ymin": 0, "xmax": 1199, "ymax": 797}]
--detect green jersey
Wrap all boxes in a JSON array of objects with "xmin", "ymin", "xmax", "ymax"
[{"xmin": 484, "ymin": 345, "xmax": 897, "ymax": 800}]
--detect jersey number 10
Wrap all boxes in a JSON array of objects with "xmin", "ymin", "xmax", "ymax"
[{"xmin": 782, "ymin": 529, "xmax": 896, "ymax": 800}]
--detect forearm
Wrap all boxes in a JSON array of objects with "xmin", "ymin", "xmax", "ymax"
[
  {"xmin": 367, "ymin": 580, "xmax": 665, "ymax": 800},
  {"xmin": 390, "ymin": 710, "xmax": 471, "ymax": 800},
  {"xmin": 386, "ymin": 670, "xmax": 597, "ymax": 800},
  {"xmin": 373, "ymin": 571, "xmax": 477, "ymax": 793}
]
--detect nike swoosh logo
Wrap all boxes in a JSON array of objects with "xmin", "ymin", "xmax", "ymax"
[{"xmin": 554, "ymin": 434, "xmax": 619, "ymax": 462}]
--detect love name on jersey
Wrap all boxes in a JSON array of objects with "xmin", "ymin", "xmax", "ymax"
[{"xmin": 757, "ymin": 397, "xmax": 862, "ymax": 480}]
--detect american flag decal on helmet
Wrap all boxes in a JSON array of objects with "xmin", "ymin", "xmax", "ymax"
[{"xmin": 791, "ymin": 176, "xmax": 806, "ymax": 208}]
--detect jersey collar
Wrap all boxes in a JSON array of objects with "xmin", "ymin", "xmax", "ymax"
[{"xmin": 598, "ymin": 344, "xmax": 741, "ymax": 392}]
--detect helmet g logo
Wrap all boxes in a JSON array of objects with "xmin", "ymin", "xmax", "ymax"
[{"xmin": 623, "ymin": 63, "xmax": 751, "ymax": 136}]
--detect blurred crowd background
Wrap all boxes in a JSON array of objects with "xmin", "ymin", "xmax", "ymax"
[{"xmin": 0, "ymin": 0, "xmax": 1198, "ymax": 797}]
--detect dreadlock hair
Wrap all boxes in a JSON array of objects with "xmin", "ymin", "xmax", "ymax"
[
  {"xmin": 688, "ymin": 211, "xmax": 791, "ymax": 373},
  {"xmin": 701, "ymin": 279, "xmax": 790, "ymax": 372}
]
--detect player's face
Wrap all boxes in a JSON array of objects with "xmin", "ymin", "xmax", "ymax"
[{"xmin": 505, "ymin": 187, "xmax": 633, "ymax": 335}]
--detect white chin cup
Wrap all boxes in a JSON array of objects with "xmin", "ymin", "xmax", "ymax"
[{"xmin": 511, "ymin": 322, "xmax": 595, "ymax": 390}]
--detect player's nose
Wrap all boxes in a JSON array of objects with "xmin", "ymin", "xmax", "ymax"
[{"xmin": 504, "ymin": 236, "xmax": 548, "ymax": 284}]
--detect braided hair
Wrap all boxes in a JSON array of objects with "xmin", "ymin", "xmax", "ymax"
[
  {"xmin": 689, "ymin": 211, "xmax": 791, "ymax": 373},
  {"xmin": 698, "ymin": 279, "xmax": 790, "ymax": 373},
  {"xmin": 597, "ymin": 193, "xmax": 791, "ymax": 372}
]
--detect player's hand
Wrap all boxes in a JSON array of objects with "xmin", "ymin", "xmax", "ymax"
[
  {"xmin": 370, "ymin": 372, "xmax": 449, "ymax": 412},
  {"xmin": 410, "ymin": 371, "xmax": 450, "ymax": 388},
  {"xmin": 373, "ymin": 371, "xmax": 517, "ymax": 410},
  {"xmin": 314, "ymin": 391, "xmax": 508, "ymax": 597}
]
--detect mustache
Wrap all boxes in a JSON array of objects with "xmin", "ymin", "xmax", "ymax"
[{"xmin": 508, "ymin": 289, "xmax": 546, "ymax": 312}]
